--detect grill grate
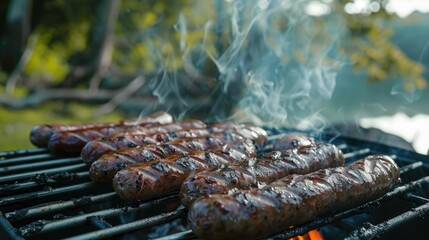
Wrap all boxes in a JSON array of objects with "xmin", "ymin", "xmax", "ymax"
[{"xmin": 1, "ymin": 128, "xmax": 429, "ymax": 239}]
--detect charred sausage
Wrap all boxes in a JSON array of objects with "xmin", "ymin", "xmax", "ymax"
[
  {"xmin": 48, "ymin": 120, "xmax": 206, "ymax": 155},
  {"xmin": 112, "ymin": 140, "xmax": 257, "ymax": 202},
  {"xmin": 81, "ymin": 124, "xmax": 267, "ymax": 164},
  {"xmin": 30, "ymin": 111, "xmax": 173, "ymax": 147},
  {"xmin": 81, "ymin": 128, "xmax": 210, "ymax": 164},
  {"xmin": 89, "ymin": 130, "xmax": 266, "ymax": 183},
  {"xmin": 180, "ymin": 143, "xmax": 344, "ymax": 208},
  {"xmin": 80, "ymin": 120, "xmax": 212, "ymax": 164},
  {"xmin": 273, "ymin": 132, "xmax": 315, "ymax": 151},
  {"xmin": 188, "ymin": 155, "xmax": 400, "ymax": 240}
]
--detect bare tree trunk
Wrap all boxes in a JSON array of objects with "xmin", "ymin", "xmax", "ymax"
[
  {"xmin": 0, "ymin": 0, "xmax": 33, "ymax": 73},
  {"xmin": 61, "ymin": 0, "xmax": 120, "ymax": 89},
  {"xmin": 89, "ymin": 0, "xmax": 120, "ymax": 91}
]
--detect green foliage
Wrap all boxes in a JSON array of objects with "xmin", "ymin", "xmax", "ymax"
[
  {"xmin": 114, "ymin": 0, "xmax": 216, "ymax": 74},
  {"xmin": 22, "ymin": 1, "xmax": 94, "ymax": 84},
  {"xmin": 0, "ymin": 103, "xmax": 122, "ymax": 151},
  {"xmin": 0, "ymin": 68, "xmax": 7, "ymax": 84},
  {"xmin": 8, "ymin": 0, "xmax": 425, "ymax": 90},
  {"xmin": 343, "ymin": 6, "xmax": 426, "ymax": 91},
  {"xmin": 1, "ymin": 0, "xmax": 428, "ymax": 151}
]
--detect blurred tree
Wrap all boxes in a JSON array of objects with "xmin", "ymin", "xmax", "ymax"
[
  {"xmin": 338, "ymin": 0, "xmax": 427, "ymax": 91},
  {"xmin": 0, "ymin": 0, "xmax": 426, "ymax": 113}
]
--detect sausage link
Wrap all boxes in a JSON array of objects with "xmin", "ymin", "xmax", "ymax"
[
  {"xmin": 180, "ymin": 143, "xmax": 344, "ymax": 208},
  {"xmin": 112, "ymin": 140, "xmax": 257, "ymax": 202},
  {"xmin": 48, "ymin": 120, "xmax": 206, "ymax": 155},
  {"xmin": 29, "ymin": 111, "xmax": 173, "ymax": 147},
  {"xmin": 81, "ymin": 124, "xmax": 267, "ymax": 164},
  {"xmin": 89, "ymin": 131, "xmax": 262, "ymax": 183},
  {"xmin": 188, "ymin": 155, "xmax": 400, "ymax": 240},
  {"xmin": 80, "ymin": 120, "xmax": 207, "ymax": 164},
  {"xmin": 273, "ymin": 132, "xmax": 315, "ymax": 151}
]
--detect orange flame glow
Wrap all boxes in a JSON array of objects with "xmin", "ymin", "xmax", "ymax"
[{"xmin": 289, "ymin": 229, "xmax": 323, "ymax": 240}]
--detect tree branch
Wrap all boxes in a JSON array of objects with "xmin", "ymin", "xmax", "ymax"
[
  {"xmin": 5, "ymin": 35, "xmax": 37, "ymax": 95},
  {"xmin": 60, "ymin": 0, "xmax": 121, "ymax": 88},
  {"xmin": 93, "ymin": 75, "xmax": 146, "ymax": 116},
  {"xmin": 0, "ymin": 0, "xmax": 33, "ymax": 72},
  {"xmin": 89, "ymin": 0, "xmax": 121, "ymax": 91},
  {"xmin": 0, "ymin": 89, "xmax": 117, "ymax": 109}
]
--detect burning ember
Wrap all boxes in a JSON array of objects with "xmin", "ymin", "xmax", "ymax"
[{"xmin": 291, "ymin": 229, "xmax": 324, "ymax": 240}]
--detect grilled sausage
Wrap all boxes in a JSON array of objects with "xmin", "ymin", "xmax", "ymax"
[
  {"xmin": 113, "ymin": 140, "xmax": 257, "ymax": 202},
  {"xmin": 180, "ymin": 143, "xmax": 344, "ymax": 208},
  {"xmin": 188, "ymin": 155, "xmax": 400, "ymax": 240},
  {"xmin": 89, "ymin": 130, "xmax": 266, "ymax": 183},
  {"xmin": 29, "ymin": 112, "xmax": 173, "ymax": 147},
  {"xmin": 273, "ymin": 132, "xmax": 315, "ymax": 151},
  {"xmin": 81, "ymin": 122, "xmax": 252, "ymax": 163},
  {"xmin": 47, "ymin": 120, "xmax": 206, "ymax": 155},
  {"xmin": 80, "ymin": 120, "xmax": 212, "ymax": 164}
]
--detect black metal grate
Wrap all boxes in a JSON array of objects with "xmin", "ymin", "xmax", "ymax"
[{"xmin": 1, "ymin": 128, "xmax": 429, "ymax": 240}]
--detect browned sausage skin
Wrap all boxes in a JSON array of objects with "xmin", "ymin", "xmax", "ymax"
[
  {"xmin": 89, "ymin": 129, "xmax": 266, "ymax": 183},
  {"xmin": 188, "ymin": 155, "xmax": 400, "ymax": 240},
  {"xmin": 80, "ymin": 120, "xmax": 206, "ymax": 164},
  {"xmin": 179, "ymin": 143, "xmax": 344, "ymax": 208},
  {"xmin": 273, "ymin": 132, "xmax": 315, "ymax": 151},
  {"xmin": 29, "ymin": 111, "xmax": 173, "ymax": 147},
  {"xmin": 48, "ymin": 120, "xmax": 206, "ymax": 155},
  {"xmin": 80, "ymin": 122, "xmax": 257, "ymax": 164},
  {"xmin": 112, "ymin": 140, "xmax": 257, "ymax": 202}
]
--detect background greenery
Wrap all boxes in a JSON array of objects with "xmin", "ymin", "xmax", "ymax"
[{"xmin": 0, "ymin": 0, "xmax": 428, "ymax": 150}]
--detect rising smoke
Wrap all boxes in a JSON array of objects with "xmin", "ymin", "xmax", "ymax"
[
  {"xmin": 215, "ymin": 0, "xmax": 344, "ymax": 127},
  {"xmin": 149, "ymin": 0, "xmax": 345, "ymax": 128}
]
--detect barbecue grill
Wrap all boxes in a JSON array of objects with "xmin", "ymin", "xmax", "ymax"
[{"xmin": 1, "ymin": 127, "xmax": 429, "ymax": 240}]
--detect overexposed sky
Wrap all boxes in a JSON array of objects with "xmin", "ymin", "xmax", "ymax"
[
  {"xmin": 307, "ymin": 0, "xmax": 429, "ymax": 17},
  {"xmin": 387, "ymin": 0, "xmax": 429, "ymax": 17},
  {"xmin": 361, "ymin": 113, "xmax": 429, "ymax": 154}
]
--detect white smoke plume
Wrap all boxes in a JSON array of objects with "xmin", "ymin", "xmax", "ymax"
[
  {"xmin": 210, "ymin": 0, "xmax": 344, "ymax": 128},
  {"xmin": 147, "ymin": 0, "xmax": 345, "ymax": 128}
]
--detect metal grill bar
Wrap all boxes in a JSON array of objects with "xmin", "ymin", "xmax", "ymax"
[
  {"xmin": 399, "ymin": 161, "xmax": 424, "ymax": 174},
  {"xmin": 402, "ymin": 193, "xmax": 429, "ymax": 204},
  {"xmin": 0, "ymin": 154, "xmax": 54, "ymax": 167},
  {"xmin": 6, "ymin": 192, "xmax": 117, "ymax": 222},
  {"xmin": 0, "ymin": 163, "xmax": 87, "ymax": 184},
  {"xmin": 0, "ymin": 182, "xmax": 109, "ymax": 207},
  {"xmin": 87, "ymin": 216, "xmax": 113, "ymax": 230},
  {"xmin": 343, "ymin": 148, "xmax": 370, "ymax": 159},
  {"xmin": 62, "ymin": 208, "xmax": 186, "ymax": 240},
  {"xmin": 19, "ymin": 194, "xmax": 178, "ymax": 237},
  {"xmin": 0, "ymin": 172, "xmax": 90, "ymax": 195},
  {"xmin": 0, "ymin": 148, "xmax": 49, "ymax": 159},
  {"xmin": 345, "ymin": 202, "xmax": 429, "ymax": 240},
  {"xmin": 0, "ymin": 157, "xmax": 82, "ymax": 175},
  {"xmin": 153, "ymin": 229, "xmax": 194, "ymax": 240},
  {"xmin": 0, "ymin": 212, "xmax": 23, "ymax": 240}
]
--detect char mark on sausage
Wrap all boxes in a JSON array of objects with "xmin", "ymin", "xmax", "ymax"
[
  {"xmin": 188, "ymin": 155, "xmax": 400, "ymax": 240},
  {"xmin": 89, "ymin": 129, "xmax": 265, "ymax": 183},
  {"xmin": 48, "ymin": 120, "xmax": 206, "ymax": 155},
  {"xmin": 180, "ymin": 143, "xmax": 344, "ymax": 208},
  {"xmin": 112, "ymin": 140, "xmax": 257, "ymax": 202},
  {"xmin": 273, "ymin": 132, "xmax": 315, "ymax": 151},
  {"xmin": 29, "ymin": 111, "xmax": 173, "ymax": 147},
  {"xmin": 80, "ymin": 121, "xmax": 214, "ymax": 163}
]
